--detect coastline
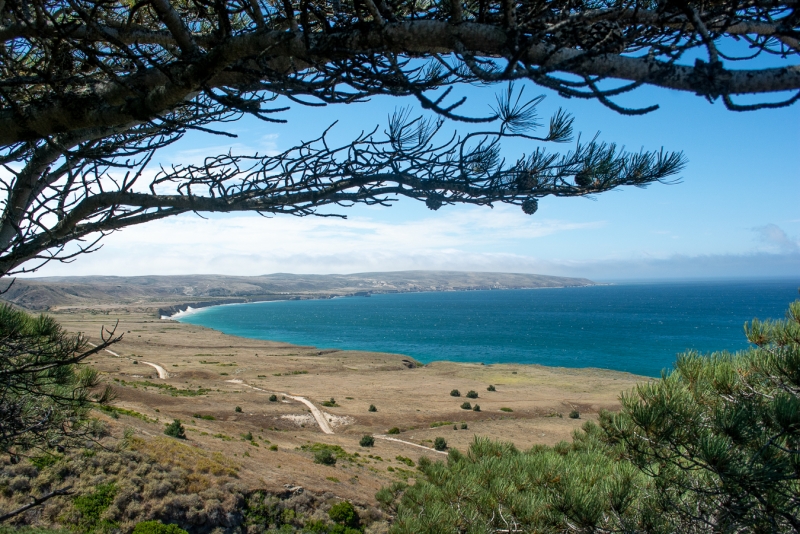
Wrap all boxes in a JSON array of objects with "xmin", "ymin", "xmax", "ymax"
[{"xmin": 157, "ymin": 283, "xmax": 594, "ymax": 319}]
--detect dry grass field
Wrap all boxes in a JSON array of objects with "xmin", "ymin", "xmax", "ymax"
[{"xmin": 49, "ymin": 307, "xmax": 647, "ymax": 510}]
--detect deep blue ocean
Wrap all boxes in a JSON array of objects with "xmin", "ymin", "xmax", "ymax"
[{"xmin": 176, "ymin": 279, "xmax": 799, "ymax": 377}]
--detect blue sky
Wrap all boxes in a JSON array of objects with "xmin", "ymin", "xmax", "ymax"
[{"xmin": 29, "ymin": 77, "xmax": 800, "ymax": 281}]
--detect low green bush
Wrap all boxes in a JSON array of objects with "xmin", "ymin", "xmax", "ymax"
[
  {"xmin": 132, "ymin": 521, "xmax": 189, "ymax": 534},
  {"xmin": 466, "ymin": 390, "xmax": 478, "ymax": 399},
  {"xmin": 569, "ymin": 410, "xmax": 580, "ymax": 419},
  {"xmin": 329, "ymin": 500, "xmax": 360, "ymax": 528},
  {"xmin": 473, "ymin": 404, "xmax": 481, "ymax": 412},
  {"xmin": 360, "ymin": 435, "xmax": 375, "ymax": 447},
  {"xmin": 269, "ymin": 394, "xmax": 278, "ymax": 402},
  {"xmin": 487, "ymin": 385, "xmax": 496, "ymax": 392},
  {"xmin": 368, "ymin": 404, "xmax": 377, "ymax": 412},
  {"xmin": 164, "ymin": 419, "xmax": 186, "ymax": 439},
  {"xmin": 387, "ymin": 427, "xmax": 400, "ymax": 435},
  {"xmin": 314, "ymin": 449, "xmax": 337, "ymax": 466},
  {"xmin": 433, "ymin": 437, "xmax": 447, "ymax": 451},
  {"xmin": 449, "ymin": 389, "xmax": 460, "ymax": 397},
  {"xmin": 460, "ymin": 402, "xmax": 471, "ymax": 410},
  {"xmin": 73, "ymin": 483, "xmax": 117, "ymax": 531},
  {"xmin": 460, "ymin": 423, "xmax": 468, "ymax": 430},
  {"xmin": 322, "ymin": 397, "xmax": 339, "ymax": 407},
  {"xmin": 235, "ymin": 406, "xmax": 242, "ymax": 412},
  {"xmin": 500, "ymin": 407, "xmax": 513, "ymax": 412}
]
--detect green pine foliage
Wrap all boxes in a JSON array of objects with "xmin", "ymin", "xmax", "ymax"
[
  {"xmin": 386, "ymin": 300, "xmax": 800, "ymax": 533},
  {"xmin": 604, "ymin": 299, "xmax": 800, "ymax": 532},
  {"xmin": 0, "ymin": 305, "xmax": 111, "ymax": 455}
]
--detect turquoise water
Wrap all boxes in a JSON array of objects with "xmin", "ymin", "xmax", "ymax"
[{"xmin": 177, "ymin": 280, "xmax": 799, "ymax": 377}]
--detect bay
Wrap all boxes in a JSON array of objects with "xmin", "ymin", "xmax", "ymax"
[{"xmin": 176, "ymin": 279, "xmax": 799, "ymax": 377}]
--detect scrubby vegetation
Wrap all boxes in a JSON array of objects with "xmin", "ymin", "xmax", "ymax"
[
  {"xmin": 269, "ymin": 395, "xmax": 278, "ymax": 402},
  {"xmin": 465, "ymin": 390, "xmax": 478, "ymax": 399},
  {"xmin": 568, "ymin": 410, "xmax": 580, "ymax": 419},
  {"xmin": 487, "ymin": 385, "xmax": 496, "ymax": 392},
  {"xmin": 433, "ymin": 438, "xmax": 447, "ymax": 451},
  {"xmin": 0, "ymin": 436, "xmax": 242, "ymax": 532},
  {"xmin": 460, "ymin": 402, "xmax": 471, "ymax": 410},
  {"xmin": 359, "ymin": 436, "xmax": 374, "ymax": 448},
  {"xmin": 320, "ymin": 398, "xmax": 339, "ymax": 407},
  {"xmin": 367, "ymin": 405, "xmax": 377, "ymax": 412},
  {"xmin": 386, "ymin": 428, "xmax": 400, "ymax": 435},
  {"xmin": 449, "ymin": 390, "xmax": 460, "ymax": 397},
  {"xmin": 383, "ymin": 300, "xmax": 800, "ymax": 533}
]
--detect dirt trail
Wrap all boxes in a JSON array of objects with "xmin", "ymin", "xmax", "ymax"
[
  {"xmin": 141, "ymin": 361, "xmax": 168, "ymax": 379},
  {"xmin": 374, "ymin": 435, "xmax": 448, "ymax": 455},
  {"xmin": 88, "ymin": 342, "xmax": 168, "ymax": 379},
  {"xmin": 226, "ymin": 380, "xmax": 334, "ymax": 434}
]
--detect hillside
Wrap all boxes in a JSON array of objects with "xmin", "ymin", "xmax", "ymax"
[{"xmin": 2, "ymin": 271, "xmax": 595, "ymax": 313}]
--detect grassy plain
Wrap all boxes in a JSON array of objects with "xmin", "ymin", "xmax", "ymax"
[{"xmin": 52, "ymin": 306, "xmax": 647, "ymax": 509}]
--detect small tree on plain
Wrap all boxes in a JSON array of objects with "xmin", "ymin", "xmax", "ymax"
[{"xmin": 164, "ymin": 420, "xmax": 186, "ymax": 440}]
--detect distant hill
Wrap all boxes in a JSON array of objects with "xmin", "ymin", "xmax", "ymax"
[{"xmin": 2, "ymin": 271, "xmax": 595, "ymax": 313}]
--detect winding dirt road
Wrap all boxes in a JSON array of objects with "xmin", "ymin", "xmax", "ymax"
[
  {"xmin": 141, "ymin": 361, "xmax": 168, "ymax": 379},
  {"xmin": 225, "ymin": 380, "xmax": 334, "ymax": 434}
]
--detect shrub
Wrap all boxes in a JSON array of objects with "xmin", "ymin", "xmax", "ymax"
[
  {"xmin": 368, "ymin": 404, "xmax": 377, "ymax": 412},
  {"xmin": 387, "ymin": 427, "xmax": 400, "ymax": 435},
  {"xmin": 360, "ymin": 435, "xmax": 375, "ymax": 447},
  {"xmin": 433, "ymin": 437, "xmax": 447, "ymax": 451},
  {"xmin": 321, "ymin": 397, "xmax": 339, "ymax": 407},
  {"xmin": 460, "ymin": 402, "xmax": 472, "ymax": 410},
  {"xmin": 473, "ymin": 404, "xmax": 481, "ymax": 412},
  {"xmin": 73, "ymin": 483, "xmax": 117, "ymax": 531},
  {"xmin": 269, "ymin": 444, "xmax": 278, "ymax": 451},
  {"xmin": 569, "ymin": 410, "xmax": 580, "ymax": 419},
  {"xmin": 461, "ymin": 423, "xmax": 468, "ymax": 429},
  {"xmin": 500, "ymin": 407, "xmax": 513, "ymax": 412},
  {"xmin": 314, "ymin": 449, "xmax": 337, "ymax": 465},
  {"xmin": 487, "ymin": 385, "xmax": 496, "ymax": 391},
  {"xmin": 466, "ymin": 390, "xmax": 478, "ymax": 399},
  {"xmin": 450, "ymin": 389, "xmax": 460, "ymax": 397},
  {"xmin": 329, "ymin": 500, "xmax": 360, "ymax": 528},
  {"xmin": 132, "ymin": 521, "xmax": 189, "ymax": 534},
  {"xmin": 269, "ymin": 394, "xmax": 278, "ymax": 402},
  {"xmin": 164, "ymin": 419, "xmax": 186, "ymax": 439},
  {"xmin": 242, "ymin": 431, "xmax": 253, "ymax": 441},
  {"xmin": 235, "ymin": 406, "xmax": 242, "ymax": 412},
  {"xmin": 396, "ymin": 455, "xmax": 415, "ymax": 466}
]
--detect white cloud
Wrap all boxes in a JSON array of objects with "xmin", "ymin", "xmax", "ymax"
[
  {"xmin": 753, "ymin": 224, "xmax": 800, "ymax": 254},
  {"xmin": 23, "ymin": 206, "xmax": 603, "ymax": 276}
]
